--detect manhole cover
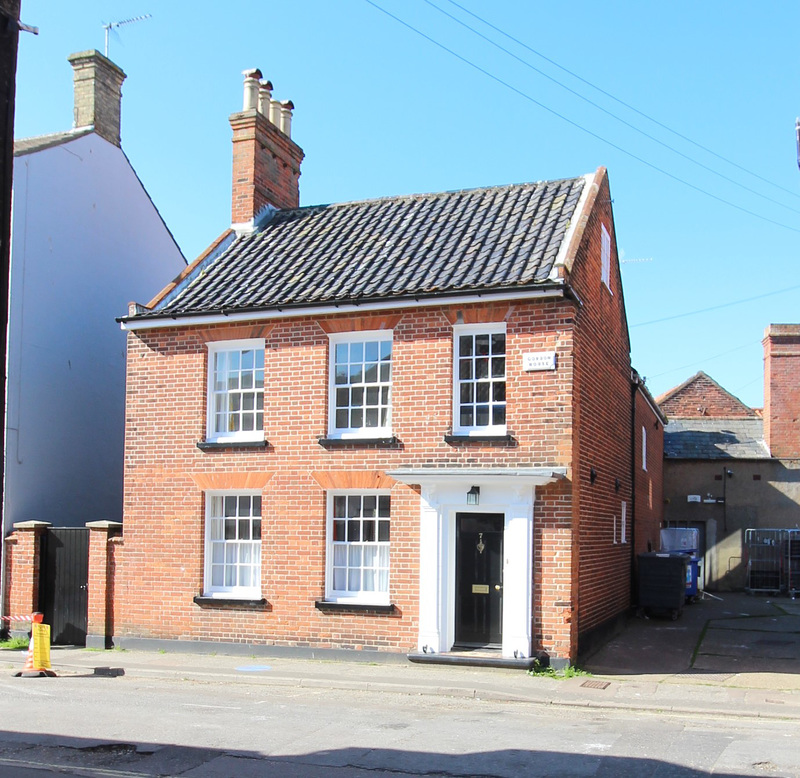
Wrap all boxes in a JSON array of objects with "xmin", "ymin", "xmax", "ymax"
[{"xmin": 581, "ymin": 680, "xmax": 610, "ymax": 690}]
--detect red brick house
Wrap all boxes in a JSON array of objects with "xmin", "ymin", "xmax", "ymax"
[{"xmin": 88, "ymin": 70, "xmax": 660, "ymax": 666}]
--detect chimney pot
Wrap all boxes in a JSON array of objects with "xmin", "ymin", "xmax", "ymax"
[
  {"xmin": 269, "ymin": 98, "xmax": 282, "ymax": 127},
  {"xmin": 280, "ymin": 100, "xmax": 294, "ymax": 137},
  {"xmin": 258, "ymin": 80, "xmax": 274, "ymax": 117},
  {"xmin": 242, "ymin": 68, "xmax": 262, "ymax": 112}
]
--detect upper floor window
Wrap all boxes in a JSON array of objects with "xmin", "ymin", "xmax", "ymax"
[
  {"xmin": 642, "ymin": 426, "xmax": 648, "ymax": 471},
  {"xmin": 601, "ymin": 223, "xmax": 612, "ymax": 291},
  {"xmin": 204, "ymin": 492, "xmax": 262, "ymax": 599},
  {"xmin": 453, "ymin": 324, "xmax": 506, "ymax": 435},
  {"xmin": 328, "ymin": 332, "xmax": 392, "ymax": 438},
  {"xmin": 327, "ymin": 492, "xmax": 390, "ymax": 604},
  {"xmin": 206, "ymin": 339, "xmax": 264, "ymax": 443}
]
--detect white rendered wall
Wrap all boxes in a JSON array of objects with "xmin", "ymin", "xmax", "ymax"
[{"xmin": 5, "ymin": 134, "xmax": 185, "ymax": 529}]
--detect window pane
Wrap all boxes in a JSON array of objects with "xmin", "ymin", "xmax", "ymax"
[
  {"xmin": 224, "ymin": 496, "xmax": 237, "ymax": 517},
  {"xmin": 252, "ymin": 496, "xmax": 261, "ymax": 515},
  {"xmin": 460, "ymin": 383, "xmax": 473, "ymax": 403},
  {"xmin": 493, "ymin": 382, "xmax": 506, "ymax": 401},
  {"xmin": 459, "ymin": 336, "xmax": 473, "ymax": 357},
  {"xmin": 351, "ymin": 342, "xmax": 363, "ymax": 362},
  {"xmin": 240, "ymin": 566, "xmax": 251, "ymax": 588},
  {"xmin": 333, "ymin": 519, "xmax": 346, "ymax": 541},
  {"xmin": 363, "ymin": 569, "xmax": 375, "ymax": 591},
  {"xmin": 365, "ymin": 341, "xmax": 378, "ymax": 361},
  {"xmin": 493, "ymin": 406, "xmax": 506, "ymax": 425},
  {"xmin": 239, "ymin": 519, "xmax": 250, "ymax": 540},
  {"xmin": 333, "ymin": 495, "xmax": 347, "ymax": 518},
  {"xmin": 212, "ymin": 566, "xmax": 223, "ymax": 587},
  {"xmin": 378, "ymin": 520, "xmax": 390, "ymax": 542},
  {"xmin": 476, "ymin": 405, "xmax": 490, "ymax": 426},
  {"xmin": 347, "ymin": 495, "xmax": 361, "ymax": 517},
  {"xmin": 363, "ymin": 520, "xmax": 376, "ymax": 542},
  {"xmin": 476, "ymin": 382, "xmax": 490, "ymax": 403},
  {"xmin": 347, "ymin": 520, "xmax": 361, "ymax": 542},
  {"xmin": 378, "ymin": 496, "xmax": 390, "ymax": 517},
  {"xmin": 475, "ymin": 334, "xmax": 490, "ymax": 355},
  {"xmin": 365, "ymin": 408, "xmax": 378, "ymax": 427},
  {"xmin": 212, "ymin": 544, "xmax": 224, "ymax": 563},
  {"xmin": 334, "ymin": 545, "xmax": 347, "ymax": 566},
  {"xmin": 349, "ymin": 545, "xmax": 362, "ymax": 567},
  {"xmin": 351, "ymin": 408, "xmax": 363, "ymax": 428},
  {"xmin": 333, "ymin": 568, "xmax": 346, "ymax": 590},
  {"xmin": 335, "ymin": 409, "xmax": 348, "ymax": 428},
  {"xmin": 380, "ymin": 340, "xmax": 392, "ymax": 360},
  {"xmin": 366, "ymin": 386, "xmax": 379, "ymax": 405},
  {"xmin": 348, "ymin": 568, "xmax": 361, "ymax": 591},
  {"xmin": 492, "ymin": 357, "xmax": 505, "ymax": 378},
  {"xmin": 363, "ymin": 495, "xmax": 377, "ymax": 516},
  {"xmin": 491, "ymin": 333, "xmax": 506, "ymax": 354},
  {"xmin": 335, "ymin": 343, "xmax": 348, "ymax": 363},
  {"xmin": 225, "ymin": 519, "xmax": 236, "ymax": 540},
  {"xmin": 475, "ymin": 358, "xmax": 489, "ymax": 379},
  {"xmin": 253, "ymin": 519, "xmax": 261, "ymax": 540},
  {"xmin": 459, "ymin": 359, "xmax": 472, "ymax": 380},
  {"xmin": 460, "ymin": 407, "xmax": 473, "ymax": 427},
  {"xmin": 379, "ymin": 363, "xmax": 390, "ymax": 382},
  {"xmin": 335, "ymin": 365, "xmax": 348, "ymax": 385},
  {"xmin": 363, "ymin": 545, "xmax": 377, "ymax": 565}
]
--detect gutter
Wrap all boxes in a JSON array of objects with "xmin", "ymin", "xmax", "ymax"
[{"xmin": 118, "ymin": 284, "xmax": 569, "ymax": 332}]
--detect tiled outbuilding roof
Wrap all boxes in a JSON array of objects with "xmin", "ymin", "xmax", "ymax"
[
  {"xmin": 664, "ymin": 418, "xmax": 770, "ymax": 460},
  {"xmin": 14, "ymin": 128, "xmax": 94, "ymax": 156},
  {"xmin": 135, "ymin": 175, "xmax": 588, "ymax": 320}
]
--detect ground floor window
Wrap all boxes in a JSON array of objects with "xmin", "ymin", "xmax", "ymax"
[
  {"xmin": 327, "ymin": 492, "xmax": 390, "ymax": 604},
  {"xmin": 204, "ymin": 492, "xmax": 262, "ymax": 598}
]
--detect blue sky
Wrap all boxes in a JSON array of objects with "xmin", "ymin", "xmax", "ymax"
[{"xmin": 13, "ymin": 1, "xmax": 800, "ymax": 408}]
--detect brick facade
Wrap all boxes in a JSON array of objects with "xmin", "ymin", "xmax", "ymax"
[
  {"xmin": 658, "ymin": 371, "xmax": 755, "ymax": 418},
  {"xmin": 67, "ymin": 51, "xmax": 125, "ymax": 147},
  {"xmin": 763, "ymin": 324, "xmax": 800, "ymax": 459}
]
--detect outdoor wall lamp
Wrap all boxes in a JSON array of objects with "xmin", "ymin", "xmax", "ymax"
[{"xmin": 466, "ymin": 486, "xmax": 480, "ymax": 505}]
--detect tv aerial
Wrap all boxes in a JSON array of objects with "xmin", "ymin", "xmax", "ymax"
[{"xmin": 102, "ymin": 14, "xmax": 151, "ymax": 58}]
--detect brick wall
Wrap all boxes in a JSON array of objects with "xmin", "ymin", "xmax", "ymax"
[
  {"xmin": 567, "ymin": 170, "xmax": 635, "ymax": 642},
  {"xmin": 3, "ymin": 522, "xmax": 48, "ymax": 627},
  {"xmin": 67, "ymin": 51, "xmax": 125, "ymax": 147},
  {"xmin": 763, "ymin": 324, "xmax": 800, "ymax": 459},
  {"xmin": 119, "ymin": 299, "xmax": 582, "ymax": 656},
  {"xmin": 659, "ymin": 372, "xmax": 755, "ymax": 418}
]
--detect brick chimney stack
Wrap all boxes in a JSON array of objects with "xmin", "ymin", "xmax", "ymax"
[
  {"xmin": 67, "ymin": 50, "xmax": 126, "ymax": 147},
  {"xmin": 230, "ymin": 68, "xmax": 304, "ymax": 228},
  {"xmin": 763, "ymin": 324, "xmax": 800, "ymax": 458}
]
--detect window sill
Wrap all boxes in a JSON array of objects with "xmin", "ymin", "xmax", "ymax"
[
  {"xmin": 444, "ymin": 434, "xmax": 516, "ymax": 446},
  {"xmin": 193, "ymin": 596, "xmax": 270, "ymax": 609},
  {"xmin": 317, "ymin": 436, "xmax": 399, "ymax": 449},
  {"xmin": 197, "ymin": 440, "xmax": 270, "ymax": 451},
  {"xmin": 314, "ymin": 600, "xmax": 397, "ymax": 615}
]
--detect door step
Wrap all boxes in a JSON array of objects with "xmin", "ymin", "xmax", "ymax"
[{"xmin": 407, "ymin": 651, "xmax": 535, "ymax": 670}]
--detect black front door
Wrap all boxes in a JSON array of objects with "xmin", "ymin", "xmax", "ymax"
[
  {"xmin": 455, "ymin": 513, "xmax": 503, "ymax": 647},
  {"xmin": 39, "ymin": 528, "xmax": 89, "ymax": 645}
]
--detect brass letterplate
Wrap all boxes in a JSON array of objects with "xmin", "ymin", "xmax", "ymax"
[{"xmin": 472, "ymin": 584, "xmax": 490, "ymax": 594}]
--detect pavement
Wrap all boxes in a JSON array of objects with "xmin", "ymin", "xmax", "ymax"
[{"xmin": 3, "ymin": 591, "xmax": 800, "ymax": 722}]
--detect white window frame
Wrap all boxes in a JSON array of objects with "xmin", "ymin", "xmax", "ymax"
[
  {"xmin": 203, "ymin": 490, "xmax": 262, "ymax": 599},
  {"xmin": 206, "ymin": 338, "xmax": 265, "ymax": 443},
  {"xmin": 642, "ymin": 425, "xmax": 647, "ymax": 471},
  {"xmin": 325, "ymin": 491, "xmax": 391, "ymax": 605},
  {"xmin": 452, "ymin": 323, "xmax": 507, "ymax": 436},
  {"xmin": 601, "ymin": 223, "xmax": 612, "ymax": 292},
  {"xmin": 327, "ymin": 331, "xmax": 393, "ymax": 439}
]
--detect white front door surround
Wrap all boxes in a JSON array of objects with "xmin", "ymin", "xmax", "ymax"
[{"xmin": 388, "ymin": 468, "xmax": 566, "ymax": 659}]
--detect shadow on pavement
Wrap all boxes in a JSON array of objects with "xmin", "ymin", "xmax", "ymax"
[
  {"xmin": 0, "ymin": 731, "xmax": 761, "ymax": 777},
  {"xmin": 584, "ymin": 590, "xmax": 800, "ymax": 677}
]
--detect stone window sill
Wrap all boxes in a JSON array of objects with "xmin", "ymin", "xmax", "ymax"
[
  {"xmin": 197, "ymin": 440, "xmax": 270, "ymax": 451},
  {"xmin": 314, "ymin": 600, "xmax": 397, "ymax": 615},
  {"xmin": 193, "ymin": 596, "xmax": 270, "ymax": 609},
  {"xmin": 317, "ymin": 436, "xmax": 399, "ymax": 449},
  {"xmin": 444, "ymin": 434, "xmax": 516, "ymax": 445}
]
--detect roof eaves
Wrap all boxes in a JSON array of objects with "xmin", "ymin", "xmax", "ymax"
[{"xmin": 13, "ymin": 127, "xmax": 94, "ymax": 156}]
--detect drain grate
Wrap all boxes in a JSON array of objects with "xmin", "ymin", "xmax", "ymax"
[
  {"xmin": 581, "ymin": 680, "xmax": 610, "ymax": 690},
  {"xmin": 674, "ymin": 673, "xmax": 734, "ymax": 682}
]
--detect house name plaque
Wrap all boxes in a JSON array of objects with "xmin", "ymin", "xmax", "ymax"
[{"xmin": 522, "ymin": 351, "xmax": 557, "ymax": 372}]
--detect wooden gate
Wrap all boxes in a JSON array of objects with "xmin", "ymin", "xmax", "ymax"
[{"xmin": 39, "ymin": 528, "xmax": 89, "ymax": 645}]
